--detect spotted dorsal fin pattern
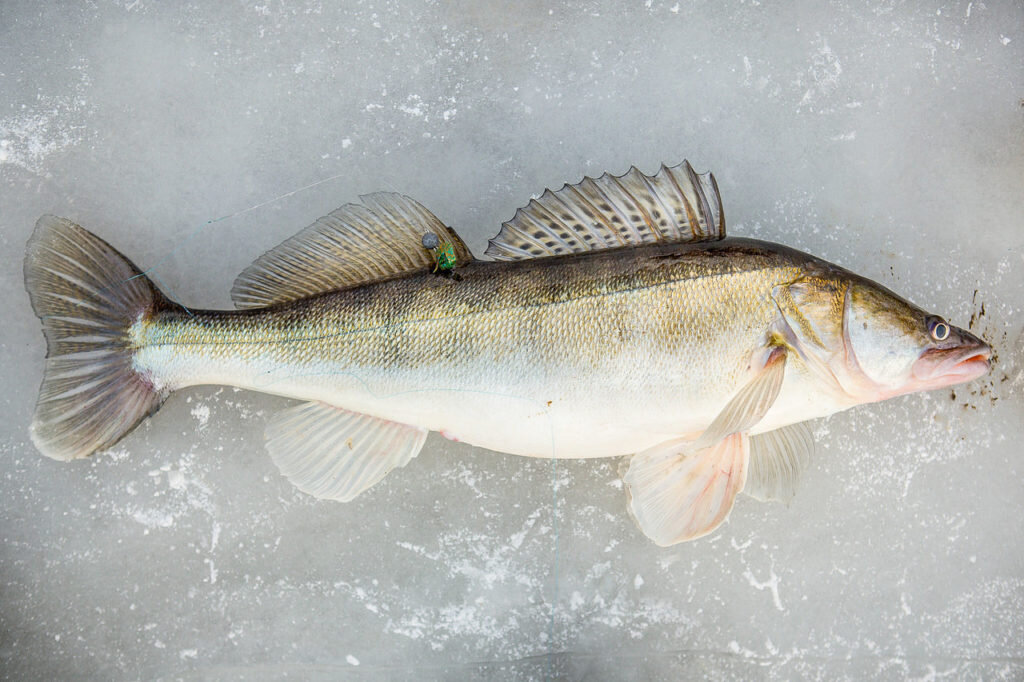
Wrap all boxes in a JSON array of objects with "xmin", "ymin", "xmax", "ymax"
[{"xmin": 484, "ymin": 160, "xmax": 725, "ymax": 261}]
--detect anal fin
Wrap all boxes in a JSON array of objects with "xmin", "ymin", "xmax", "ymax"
[
  {"xmin": 265, "ymin": 401, "xmax": 427, "ymax": 502},
  {"xmin": 624, "ymin": 433, "xmax": 749, "ymax": 546}
]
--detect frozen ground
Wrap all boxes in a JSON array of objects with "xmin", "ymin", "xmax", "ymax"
[{"xmin": 1, "ymin": 1, "xmax": 1022, "ymax": 680}]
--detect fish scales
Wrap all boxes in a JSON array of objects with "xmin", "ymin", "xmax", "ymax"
[
  {"xmin": 132, "ymin": 240, "xmax": 804, "ymax": 459},
  {"xmin": 25, "ymin": 161, "xmax": 991, "ymax": 543}
]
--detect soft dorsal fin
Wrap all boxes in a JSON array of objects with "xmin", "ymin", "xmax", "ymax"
[
  {"xmin": 231, "ymin": 192, "xmax": 473, "ymax": 309},
  {"xmin": 484, "ymin": 161, "xmax": 725, "ymax": 261}
]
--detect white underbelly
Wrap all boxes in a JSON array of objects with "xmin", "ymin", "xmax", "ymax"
[
  {"xmin": 150, "ymin": 341, "xmax": 853, "ymax": 460},
  {"xmin": 191, "ymin": 356, "xmax": 701, "ymax": 459},
  {"xmin": 302, "ymin": 374, "xmax": 693, "ymax": 459}
]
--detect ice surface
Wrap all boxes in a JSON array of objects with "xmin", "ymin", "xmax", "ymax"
[{"xmin": 2, "ymin": 1, "xmax": 1022, "ymax": 679}]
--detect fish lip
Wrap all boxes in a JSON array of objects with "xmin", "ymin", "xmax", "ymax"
[
  {"xmin": 949, "ymin": 350, "xmax": 992, "ymax": 379},
  {"xmin": 914, "ymin": 341, "xmax": 992, "ymax": 384}
]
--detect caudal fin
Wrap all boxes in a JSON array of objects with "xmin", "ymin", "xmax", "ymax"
[{"xmin": 24, "ymin": 216, "xmax": 169, "ymax": 461}]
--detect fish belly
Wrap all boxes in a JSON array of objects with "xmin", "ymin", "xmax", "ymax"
[{"xmin": 151, "ymin": 350, "xmax": 717, "ymax": 459}]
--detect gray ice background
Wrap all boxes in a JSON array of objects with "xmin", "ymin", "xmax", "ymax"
[{"xmin": 1, "ymin": 1, "xmax": 1022, "ymax": 680}]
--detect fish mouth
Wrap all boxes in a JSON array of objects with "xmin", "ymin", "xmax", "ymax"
[{"xmin": 913, "ymin": 342, "xmax": 992, "ymax": 387}]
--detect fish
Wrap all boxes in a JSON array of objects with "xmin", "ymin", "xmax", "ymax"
[{"xmin": 23, "ymin": 161, "xmax": 992, "ymax": 545}]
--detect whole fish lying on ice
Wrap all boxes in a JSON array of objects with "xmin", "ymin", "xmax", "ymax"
[{"xmin": 24, "ymin": 161, "xmax": 992, "ymax": 545}]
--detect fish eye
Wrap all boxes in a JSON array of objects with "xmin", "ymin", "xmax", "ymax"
[{"xmin": 927, "ymin": 316, "xmax": 950, "ymax": 341}]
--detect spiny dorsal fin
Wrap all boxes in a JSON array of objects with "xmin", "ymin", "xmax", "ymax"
[
  {"xmin": 231, "ymin": 192, "xmax": 473, "ymax": 309},
  {"xmin": 484, "ymin": 160, "xmax": 725, "ymax": 261}
]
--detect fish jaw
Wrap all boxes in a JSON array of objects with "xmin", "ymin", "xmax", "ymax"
[
  {"xmin": 850, "ymin": 325, "xmax": 993, "ymax": 402},
  {"xmin": 909, "ymin": 330, "xmax": 992, "ymax": 392}
]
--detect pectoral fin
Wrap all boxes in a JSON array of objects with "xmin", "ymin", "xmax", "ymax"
[
  {"xmin": 693, "ymin": 346, "xmax": 788, "ymax": 449},
  {"xmin": 623, "ymin": 346, "xmax": 789, "ymax": 545},
  {"xmin": 265, "ymin": 401, "xmax": 427, "ymax": 502},
  {"xmin": 624, "ymin": 433, "xmax": 749, "ymax": 545},
  {"xmin": 744, "ymin": 422, "xmax": 814, "ymax": 503}
]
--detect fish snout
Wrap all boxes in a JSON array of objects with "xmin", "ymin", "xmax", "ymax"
[
  {"xmin": 950, "ymin": 325, "xmax": 991, "ymax": 366},
  {"xmin": 913, "ymin": 326, "xmax": 992, "ymax": 386},
  {"xmin": 954, "ymin": 325, "xmax": 987, "ymax": 360},
  {"xmin": 953, "ymin": 328, "xmax": 993, "ymax": 376}
]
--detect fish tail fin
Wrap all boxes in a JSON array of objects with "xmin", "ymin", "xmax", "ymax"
[{"xmin": 24, "ymin": 215, "xmax": 171, "ymax": 461}]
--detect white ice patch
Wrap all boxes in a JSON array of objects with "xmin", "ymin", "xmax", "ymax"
[
  {"xmin": 122, "ymin": 450, "xmax": 220, "ymax": 547},
  {"xmin": 0, "ymin": 60, "xmax": 93, "ymax": 175},
  {"xmin": 131, "ymin": 508, "xmax": 175, "ymax": 528},
  {"xmin": 190, "ymin": 403, "xmax": 210, "ymax": 429},
  {"xmin": 796, "ymin": 36, "xmax": 843, "ymax": 111}
]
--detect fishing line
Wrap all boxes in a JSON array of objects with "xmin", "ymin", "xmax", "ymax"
[
  {"xmin": 148, "ymin": 271, "xmax": 193, "ymax": 317},
  {"xmin": 112, "ymin": 168, "xmax": 566, "ymax": 659},
  {"xmin": 548, "ymin": 439, "xmax": 560, "ymax": 674},
  {"xmin": 118, "ymin": 171, "xmax": 353, "ymax": 299}
]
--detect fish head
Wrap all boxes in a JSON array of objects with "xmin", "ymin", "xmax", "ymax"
[
  {"xmin": 773, "ymin": 273, "xmax": 991, "ymax": 403},
  {"xmin": 843, "ymin": 279, "xmax": 991, "ymax": 399}
]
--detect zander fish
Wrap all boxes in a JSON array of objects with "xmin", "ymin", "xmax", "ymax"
[{"xmin": 24, "ymin": 161, "xmax": 992, "ymax": 545}]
